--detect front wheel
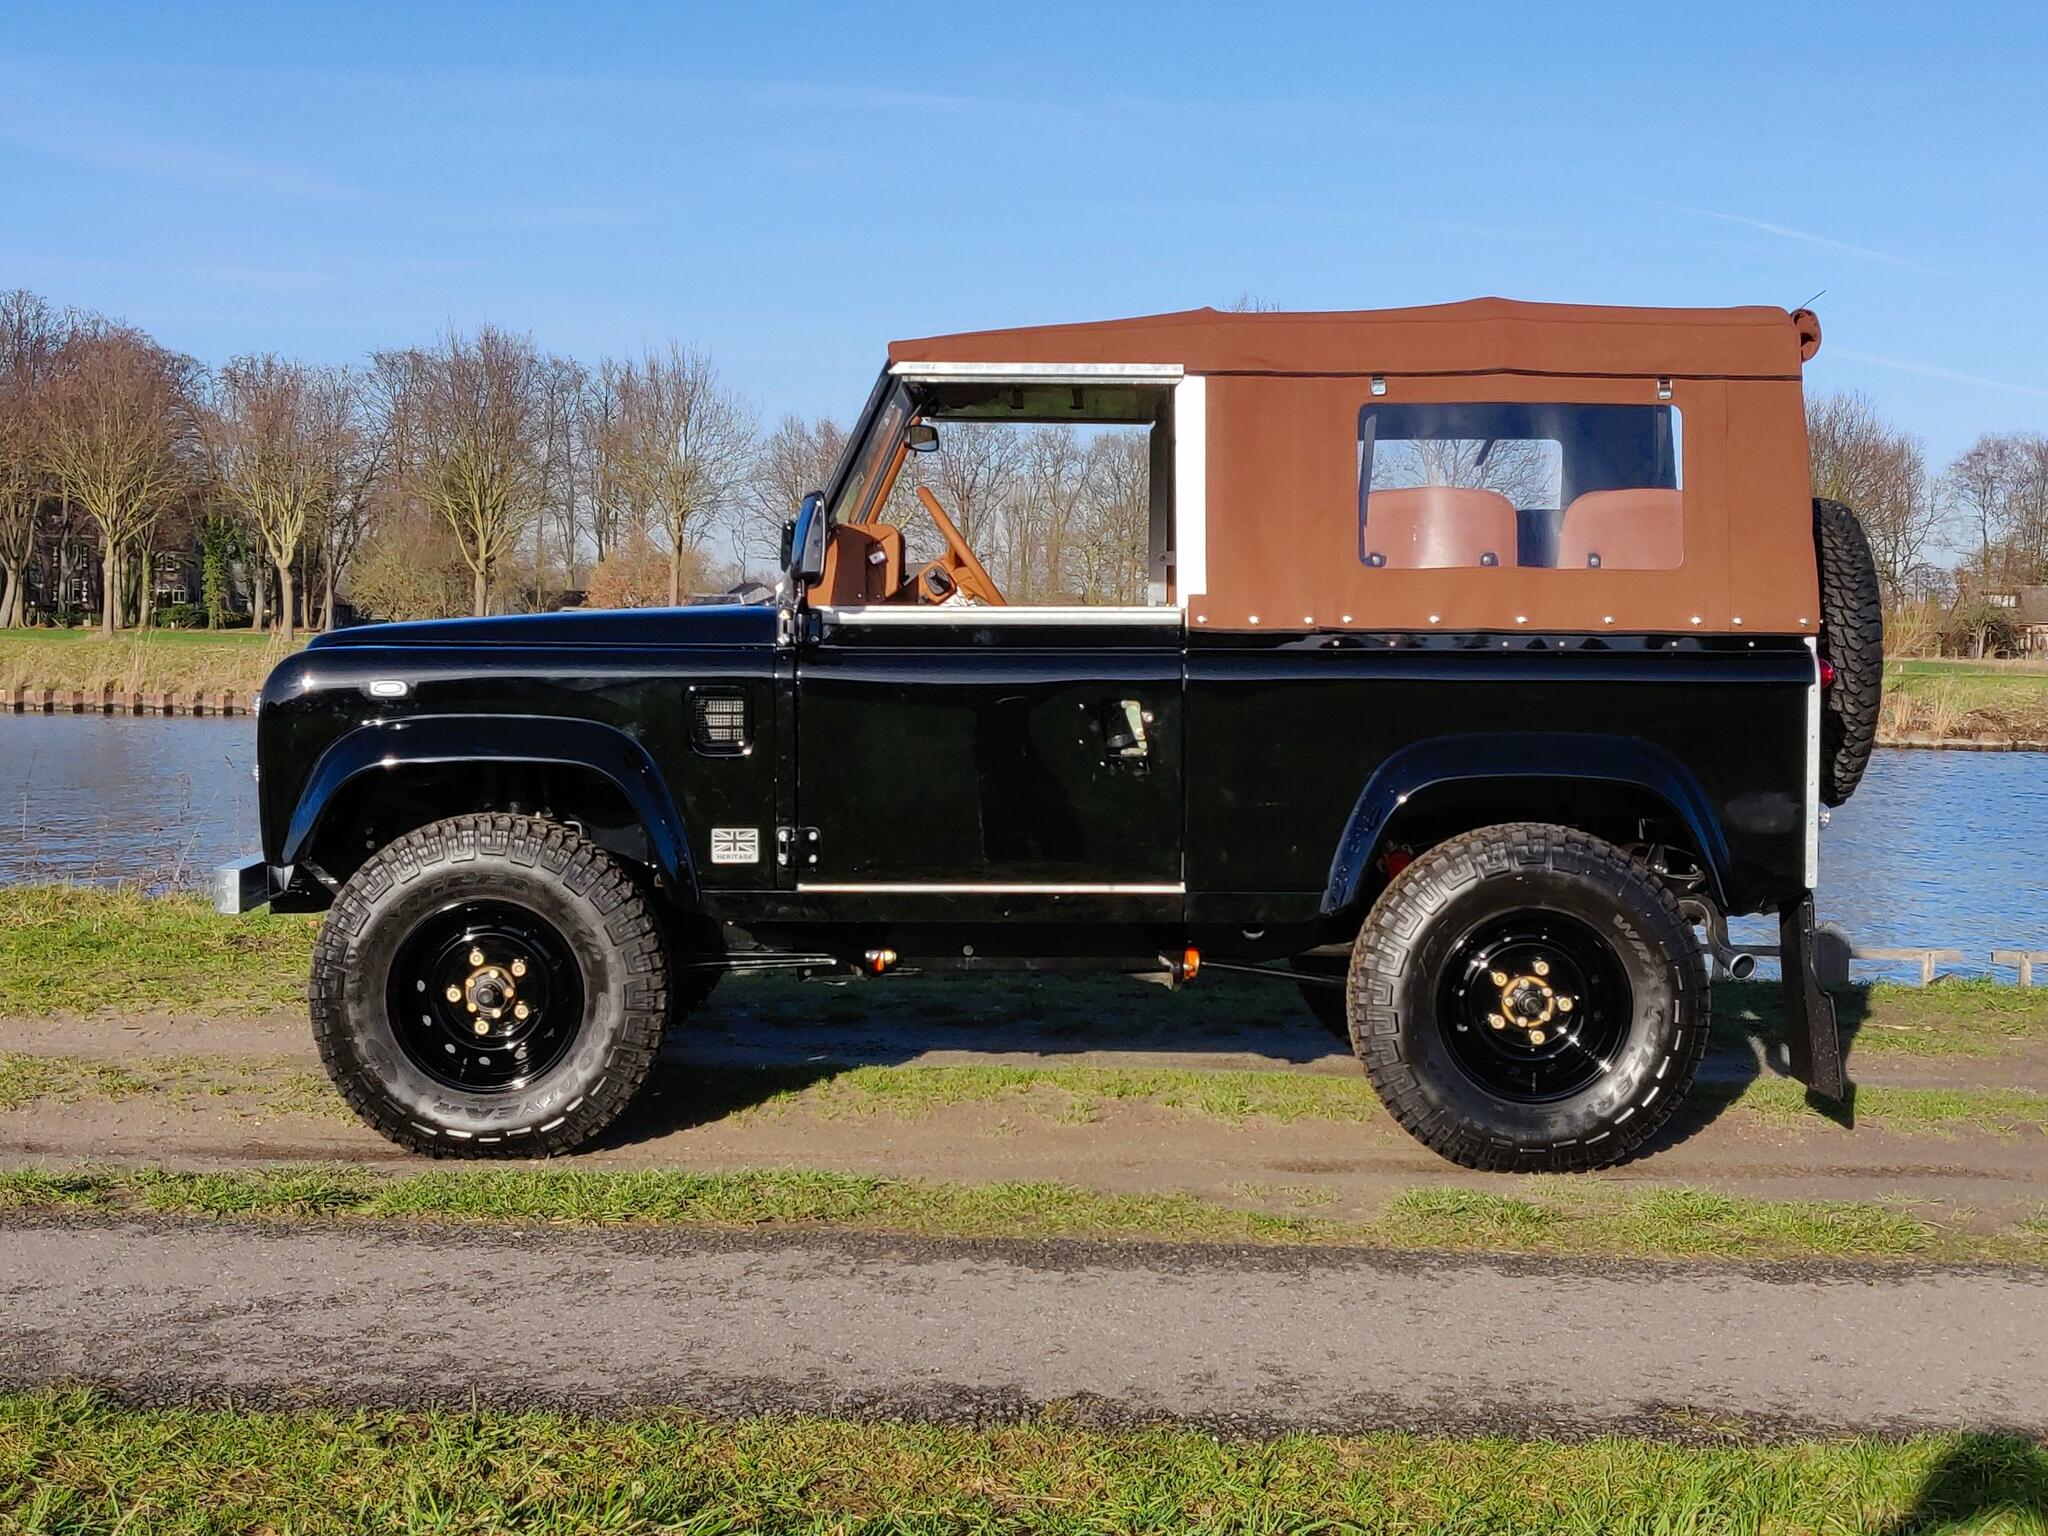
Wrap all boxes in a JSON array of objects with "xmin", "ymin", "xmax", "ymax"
[
  {"xmin": 310, "ymin": 814, "xmax": 670, "ymax": 1157},
  {"xmin": 1349, "ymin": 823, "xmax": 1707, "ymax": 1172}
]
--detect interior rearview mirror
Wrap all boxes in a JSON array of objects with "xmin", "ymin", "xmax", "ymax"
[
  {"xmin": 904, "ymin": 422, "xmax": 940, "ymax": 454},
  {"xmin": 790, "ymin": 491, "xmax": 828, "ymax": 585}
]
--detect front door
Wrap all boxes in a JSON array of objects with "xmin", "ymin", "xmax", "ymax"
[{"xmin": 793, "ymin": 609, "xmax": 1184, "ymax": 923}]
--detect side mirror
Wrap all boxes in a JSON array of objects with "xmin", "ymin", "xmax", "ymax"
[
  {"xmin": 904, "ymin": 422, "xmax": 940, "ymax": 454},
  {"xmin": 789, "ymin": 491, "xmax": 828, "ymax": 585}
]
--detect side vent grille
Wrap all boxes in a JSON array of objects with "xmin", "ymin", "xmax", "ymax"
[{"xmin": 690, "ymin": 691, "xmax": 751, "ymax": 756}]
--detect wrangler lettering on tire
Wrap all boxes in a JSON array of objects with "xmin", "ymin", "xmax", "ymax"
[{"xmin": 1347, "ymin": 823, "xmax": 1709, "ymax": 1172}]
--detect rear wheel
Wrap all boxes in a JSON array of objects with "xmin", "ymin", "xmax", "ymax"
[
  {"xmin": 311, "ymin": 814, "xmax": 669, "ymax": 1157},
  {"xmin": 1349, "ymin": 822, "xmax": 1707, "ymax": 1171}
]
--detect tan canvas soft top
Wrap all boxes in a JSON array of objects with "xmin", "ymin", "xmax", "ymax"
[
  {"xmin": 888, "ymin": 300, "xmax": 1823, "ymax": 635},
  {"xmin": 889, "ymin": 298, "xmax": 1818, "ymax": 380}
]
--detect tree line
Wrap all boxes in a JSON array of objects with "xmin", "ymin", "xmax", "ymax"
[
  {"xmin": 1806, "ymin": 391, "xmax": 2048, "ymax": 652},
  {"xmin": 6, "ymin": 284, "xmax": 2041, "ymax": 639},
  {"xmin": 0, "ymin": 288, "xmax": 1161, "ymax": 635}
]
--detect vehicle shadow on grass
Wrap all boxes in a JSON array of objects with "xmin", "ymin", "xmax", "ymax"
[
  {"xmin": 1874, "ymin": 1434, "xmax": 2048, "ymax": 1534},
  {"xmin": 587, "ymin": 971, "xmax": 1878, "ymax": 1158},
  {"xmin": 594, "ymin": 969, "xmax": 1350, "ymax": 1147}
]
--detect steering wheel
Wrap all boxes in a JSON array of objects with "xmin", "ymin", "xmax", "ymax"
[{"xmin": 911, "ymin": 486, "xmax": 1007, "ymax": 605}]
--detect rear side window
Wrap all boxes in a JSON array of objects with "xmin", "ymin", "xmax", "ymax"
[{"xmin": 1358, "ymin": 402, "xmax": 1684, "ymax": 570}]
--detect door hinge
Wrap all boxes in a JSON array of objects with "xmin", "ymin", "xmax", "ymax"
[{"xmin": 776, "ymin": 826, "xmax": 820, "ymax": 869}]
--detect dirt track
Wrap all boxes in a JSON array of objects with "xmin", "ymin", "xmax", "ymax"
[{"xmin": 5, "ymin": 978, "xmax": 2048, "ymax": 1230}]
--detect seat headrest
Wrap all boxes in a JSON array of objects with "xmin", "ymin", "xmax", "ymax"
[
  {"xmin": 1557, "ymin": 489, "xmax": 1684, "ymax": 570},
  {"xmin": 1363, "ymin": 485, "xmax": 1517, "ymax": 569}
]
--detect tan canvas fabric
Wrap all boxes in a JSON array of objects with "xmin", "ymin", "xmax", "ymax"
[{"xmin": 889, "ymin": 301, "xmax": 1820, "ymax": 634}]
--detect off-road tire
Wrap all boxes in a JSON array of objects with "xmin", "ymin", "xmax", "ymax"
[
  {"xmin": 1348, "ymin": 822, "xmax": 1709, "ymax": 1172},
  {"xmin": 311, "ymin": 814, "xmax": 669, "ymax": 1157},
  {"xmin": 1814, "ymin": 497, "xmax": 1884, "ymax": 805}
]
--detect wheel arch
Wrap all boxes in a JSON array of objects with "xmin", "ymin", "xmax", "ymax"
[
  {"xmin": 1321, "ymin": 732, "xmax": 1731, "ymax": 920},
  {"xmin": 281, "ymin": 716, "xmax": 698, "ymax": 903}
]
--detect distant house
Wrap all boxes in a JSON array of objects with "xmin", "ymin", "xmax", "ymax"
[
  {"xmin": 1970, "ymin": 583, "xmax": 2048, "ymax": 655},
  {"xmin": 2013, "ymin": 587, "xmax": 2048, "ymax": 655},
  {"xmin": 723, "ymin": 579, "xmax": 775, "ymax": 606}
]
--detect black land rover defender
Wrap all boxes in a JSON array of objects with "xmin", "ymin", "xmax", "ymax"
[{"xmin": 221, "ymin": 300, "xmax": 1883, "ymax": 1171}]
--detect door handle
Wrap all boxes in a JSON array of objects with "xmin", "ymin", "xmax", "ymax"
[{"xmin": 1101, "ymin": 698, "xmax": 1152, "ymax": 760}]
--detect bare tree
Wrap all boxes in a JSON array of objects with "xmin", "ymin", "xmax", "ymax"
[
  {"xmin": 313, "ymin": 368, "xmax": 386, "ymax": 629},
  {"xmin": 383, "ymin": 328, "xmax": 546, "ymax": 616},
  {"xmin": 598, "ymin": 345, "xmax": 756, "ymax": 605},
  {"xmin": 204, "ymin": 356, "xmax": 355, "ymax": 639},
  {"xmin": 1806, "ymin": 393, "xmax": 1940, "ymax": 606},
  {"xmin": 1941, "ymin": 433, "xmax": 2029, "ymax": 589},
  {"xmin": 738, "ymin": 413, "xmax": 845, "ymax": 577},
  {"xmin": 1074, "ymin": 430, "xmax": 1151, "ymax": 603},
  {"xmin": 36, "ymin": 324, "xmax": 195, "ymax": 636},
  {"xmin": 0, "ymin": 291, "xmax": 71, "ymax": 627}
]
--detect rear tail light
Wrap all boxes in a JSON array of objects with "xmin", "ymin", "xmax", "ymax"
[{"xmin": 1819, "ymin": 659, "xmax": 1837, "ymax": 688}]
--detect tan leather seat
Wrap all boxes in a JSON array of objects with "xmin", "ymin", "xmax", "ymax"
[
  {"xmin": 819, "ymin": 523, "xmax": 906, "ymax": 603},
  {"xmin": 1557, "ymin": 489, "xmax": 1684, "ymax": 570},
  {"xmin": 1363, "ymin": 486, "xmax": 1517, "ymax": 569}
]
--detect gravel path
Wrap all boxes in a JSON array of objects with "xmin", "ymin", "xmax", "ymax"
[{"xmin": 4, "ymin": 1214, "xmax": 2042, "ymax": 1436}]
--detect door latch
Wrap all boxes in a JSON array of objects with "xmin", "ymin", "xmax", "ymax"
[
  {"xmin": 777, "ymin": 826, "xmax": 821, "ymax": 868},
  {"xmin": 1101, "ymin": 699, "xmax": 1152, "ymax": 760}
]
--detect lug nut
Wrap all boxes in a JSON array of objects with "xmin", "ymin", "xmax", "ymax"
[
  {"xmin": 514, "ymin": 1002, "xmax": 530, "ymax": 1021},
  {"xmin": 1558, "ymin": 996, "xmax": 1574, "ymax": 1012},
  {"xmin": 1490, "ymin": 970, "xmax": 1508, "ymax": 987},
  {"xmin": 510, "ymin": 959, "xmax": 527, "ymax": 978},
  {"xmin": 469, "ymin": 948, "xmax": 485, "ymax": 967},
  {"xmin": 1488, "ymin": 1013, "xmax": 1506, "ymax": 1029},
  {"xmin": 445, "ymin": 985, "xmax": 461, "ymax": 1003},
  {"xmin": 1534, "ymin": 959, "xmax": 1550, "ymax": 976},
  {"xmin": 472, "ymin": 1019, "xmax": 489, "ymax": 1036},
  {"xmin": 1529, "ymin": 1029, "xmax": 1547, "ymax": 1045}
]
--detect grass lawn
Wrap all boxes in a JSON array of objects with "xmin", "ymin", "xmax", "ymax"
[
  {"xmin": 1882, "ymin": 657, "xmax": 2048, "ymax": 743},
  {"xmin": 3, "ymin": 1392, "xmax": 2044, "ymax": 1535},
  {"xmin": 0, "ymin": 628, "xmax": 296, "ymax": 698},
  {"xmin": 4, "ymin": 1164, "xmax": 2039, "ymax": 1263}
]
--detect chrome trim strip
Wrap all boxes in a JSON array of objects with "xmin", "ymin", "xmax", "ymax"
[
  {"xmin": 797, "ymin": 881, "xmax": 1185, "ymax": 895},
  {"xmin": 1804, "ymin": 635, "xmax": 1821, "ymax": 889},
  {"xmin": 887, "ymin": 361, "xmax": 1184, "ymax": 382},
  {"xmin": 812, "ymin": 605, "xmax": 1183, "ymax": 628}
]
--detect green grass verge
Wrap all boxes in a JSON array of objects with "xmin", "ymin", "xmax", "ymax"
[
  {"xmin": 4, "ymin": 1392, "xmax": 2045, "ymax": 1535},
  {"xmin": 0, "ymin": 1052, "xmax": 338, "ymax": 1118},
  {"xmin": 0, "ymin": 628, "xmax": 296, "ymax": 698},
  {"xmin": 1883, "ymin": 656, "xmax": 2048, "ymax": 743},
  {"xmin": 0, "ymin": 887, "xmax": 315, "ymax": 1017},
  {"xmin": 3, "ymin": 1165, "xmax": 2037, "ymax": 1263}
]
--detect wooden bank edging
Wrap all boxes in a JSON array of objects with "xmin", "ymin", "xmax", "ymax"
[
  {"xmin": 2, "ymin": 685, "xmax": 250, "ymax": 717},
  {"xmin": 1877, "ymin": 734, "xmax": 2048, "ymax": 751}
]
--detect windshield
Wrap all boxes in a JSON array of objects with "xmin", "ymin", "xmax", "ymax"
[{"xmin": 827, "ymin": 381, "xmax": 913, "ymax": 527}]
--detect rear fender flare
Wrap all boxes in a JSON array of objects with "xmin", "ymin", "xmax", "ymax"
[
  {"xmin": 1321, "ymin": 731, "xmax": 1731, "ymax": 916},
  {"xmin": 281, "ymin": 715, "xmax": 697, "ymax": 900}
]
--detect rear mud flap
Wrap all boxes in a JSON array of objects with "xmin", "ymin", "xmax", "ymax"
[{"xmin": 1779, "ymin": 893, "xmax": 1846, "ymax": 1102}]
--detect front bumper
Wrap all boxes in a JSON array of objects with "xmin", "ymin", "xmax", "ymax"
[{"xmin": 214, "ymin": 860, "xmax": 283, "ymax": 915}]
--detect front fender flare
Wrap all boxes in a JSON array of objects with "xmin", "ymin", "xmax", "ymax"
[
  {"xmin": 281, "ymin": 715, "xmax": 697, "ymax": 900},
  {"xmin": 1322, "ymin": 731, "xmax": 1731, "ymax": 916}
]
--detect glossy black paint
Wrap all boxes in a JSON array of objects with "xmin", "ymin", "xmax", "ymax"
[
  {"xmin": 264, "ymin": 605, "xmax": 781, "ymax": 899},
  {"xmin": 796, "ymin": 615, "xmax": 1182, "ymax": 905},
  {"xmin": 256, "ymin": 603, "xmax": 1814, "ymax": 967}
]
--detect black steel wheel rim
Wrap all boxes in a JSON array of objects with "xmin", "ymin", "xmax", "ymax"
[
  {"xmin": 1436, "ymin": 910, "xmax": 1632, "ymax": 1102},
  {"xmin": 386, "ymin": 899, "xmax": 586, "ymax": 1092}
]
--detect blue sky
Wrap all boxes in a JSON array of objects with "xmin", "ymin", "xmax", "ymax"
[{"xmin": 3, "ymin": 0, "xmax": 2044, "ymax": 484}]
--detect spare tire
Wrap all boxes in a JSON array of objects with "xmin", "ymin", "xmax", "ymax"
[{"xmin": 1814, "ymin": 497, "xmax": 1884, "ymax": 805}]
